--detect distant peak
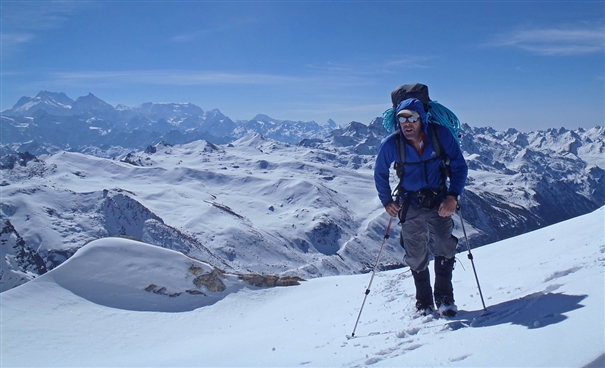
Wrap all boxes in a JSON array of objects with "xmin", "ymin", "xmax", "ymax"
[
  {"xmin": 35, "ymin": 91, "xmax": 72, "ymax": 101},
  {"xmin": 252, "ymin": 114, "xmax": 274, "ymax": 121},
  {"xmin": 76, "ymin": 93, "xmax": 99, "ymax": 100}
]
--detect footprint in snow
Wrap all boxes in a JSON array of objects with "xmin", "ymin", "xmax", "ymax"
[
  {"xmin": 406, "ymin": 327, "xmax": 422, "ymax": 335},
  {"xmin": 364, "ymin": 356, "xmax": 383, "ymax": 365},
  {"xmin": 450, "ymin": 354, "xmax": 471, "ymax": 362},
  {"xmin": 396, "ymin": 326, "xmax": 423, "ymax": 338},
  {"xmin": 543, "ymin": 267, "xmax": 581, "ymax": 282}
]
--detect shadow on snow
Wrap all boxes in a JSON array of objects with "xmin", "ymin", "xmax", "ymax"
[{"xmin": 451, "ymin": 292, "xmax": 587, "ymax": 330}]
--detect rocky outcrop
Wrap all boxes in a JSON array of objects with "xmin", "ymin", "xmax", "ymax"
[
  {"xmin": 101, "ymin": 190, "xmax": 230, "ymax": 270},
  {"xmin": 144, "ymin": 263, "xmax": 305, "ymax": 298},
  {"xmin": 0, "ymin": 214, "xmax": 47, "ymax": 291},
  {"xmin": 193, "ymin": 268, "xmax": 227, "ymax": 292},
  {"xmin": 237, "ymin": 274, "xmax": 305, "ymax": 287}
]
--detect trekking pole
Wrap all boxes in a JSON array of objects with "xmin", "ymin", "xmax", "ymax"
[
  {"xmin": 347, "ymin": 216, "xmax": 394, "ymax": 339},
  {"xmin": 457, "ymin": 204, "xmax": 488, "ymax": 312}
]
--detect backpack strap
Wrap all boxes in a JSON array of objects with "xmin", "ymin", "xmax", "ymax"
[
  {"xmin": 391, "ymin": 131, "xmax": 406, "ymax": 203},
  {"xmin": 428, "ymin": 124, "xmax": 451, "ymax": 180},
  {"xmin": 429, "ymin": 123, "xmax": 442, "ymax": 157},
  {"xmin": 394, "ymin": 130, "xmax": 406, "ymax": 173}
]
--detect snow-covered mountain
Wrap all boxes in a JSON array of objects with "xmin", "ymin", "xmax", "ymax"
[
  {"xmin": 234, "ymin": 114, "xmax": 337, "ymax": 144},
  {"xmin": 1, "ymin": 207, "xmax": 603, "ymax": 367},
  {"xmin": 1, "ymin": 91, "xmax": 603, "ymax": 291},
  {"xmin": 6, "ymin": 91, "xmax": 74, "ymax": 116},
  {"xmin": 1, "ymin": 91, "xmax": 337, "ymax": 148},
  {"xmin": 1, "ymin": 134, "xmax": 603, "ymax": 290},
  {"xmin": 1, "ymin": 137, "xmax": 394, "ymax": 285}
]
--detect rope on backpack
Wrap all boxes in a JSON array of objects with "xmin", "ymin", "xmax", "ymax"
[
  {"xmin": 427, "ymin": 101, "xmax": 461, "ymax": 146},
  {"xmin": 382, "ymin": 107, "xmax": 396, "ymax": 133}
]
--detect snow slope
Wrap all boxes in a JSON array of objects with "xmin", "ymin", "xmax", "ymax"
[
  {"xmin": 2, "ymin": 137, "xmax": 404, "ymax": 280},
  {"xmin": 2, "ymin": 207, "xmax": 603, "ymax": 367}
]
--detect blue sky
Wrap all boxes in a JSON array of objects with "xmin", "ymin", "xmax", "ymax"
[{"xmin": 1, "ymin": 1, "xmax": 603, "ymax": 132}]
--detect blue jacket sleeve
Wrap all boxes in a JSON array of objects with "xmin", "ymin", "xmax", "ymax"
[
  {"xmin": 374, "ymin": 134, "xmax": 398, "ymax": 206},
  {"xmin": 436, "ymin": 125, "xmax": 468, "ymax": 196}
]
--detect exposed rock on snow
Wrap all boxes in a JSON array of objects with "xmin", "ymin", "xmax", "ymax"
[
  {"xmin": 237, "ymin": 273, "xmax": 304, "ymax": 287},
  {"xmin": 0, "ymin": 214, "xmax": 47, "ymax": 291}
]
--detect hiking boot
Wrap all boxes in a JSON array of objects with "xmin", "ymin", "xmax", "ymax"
[
  {"xmin": 436, "ymin": 299, "xmax": 458, "ymax": 317},
  {"xmin": 435, "ymin": 294, "xmax": 458, "ymax": 317},
  {"xmin": 415, "ymin": 301, "xmax": 435, "ymax": 316}
]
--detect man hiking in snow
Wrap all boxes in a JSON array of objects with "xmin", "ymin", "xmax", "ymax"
[{"xmin": 374, "ymin": 97, "xmax": 468, "ymax": 317}]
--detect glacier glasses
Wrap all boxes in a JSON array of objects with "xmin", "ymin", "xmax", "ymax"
[{"xmin": 398, "ymin": 115, "xmax": 420, "ymax": 124}]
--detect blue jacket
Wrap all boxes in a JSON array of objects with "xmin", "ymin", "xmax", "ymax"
[{"xmin": 374, "ymin": 99, "xmax": 468, "ymax": 206}]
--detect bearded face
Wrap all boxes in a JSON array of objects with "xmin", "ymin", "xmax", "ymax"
[{"xmin": 399, "ymin": 115, "xmax": 423, "ymax": 142}]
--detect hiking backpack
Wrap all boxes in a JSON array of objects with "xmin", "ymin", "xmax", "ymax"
[{"xmin": 382, "ymin": 83, "xmax": 462, "ymax": 179}]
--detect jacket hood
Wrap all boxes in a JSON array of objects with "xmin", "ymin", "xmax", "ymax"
[{"xmin": 396, "ymin": 98, "xmax": 428, "ymax": 136}]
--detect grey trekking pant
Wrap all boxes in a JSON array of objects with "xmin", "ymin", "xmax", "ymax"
[{"xmin": 399, "ymin": 205, "xmax": 458, "ymax": 272}]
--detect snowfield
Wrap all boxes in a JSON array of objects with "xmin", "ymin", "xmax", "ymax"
[{"xmin": 2, "ymin": 207, "xmax": 603, "ymax": 367}]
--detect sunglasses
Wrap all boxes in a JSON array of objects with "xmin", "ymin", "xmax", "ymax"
[{"xmin": 398, "ymin": 115, "xmax": 419, "ymax": 124}]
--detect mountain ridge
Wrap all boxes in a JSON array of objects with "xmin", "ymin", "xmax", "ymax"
[
  {"xmin": 1, "ymin": 91, "xmax": 337, "ymax": 146},
  {"xmin": 1, "ymin": 91, "xmax": 603, "ymax": 291}
]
